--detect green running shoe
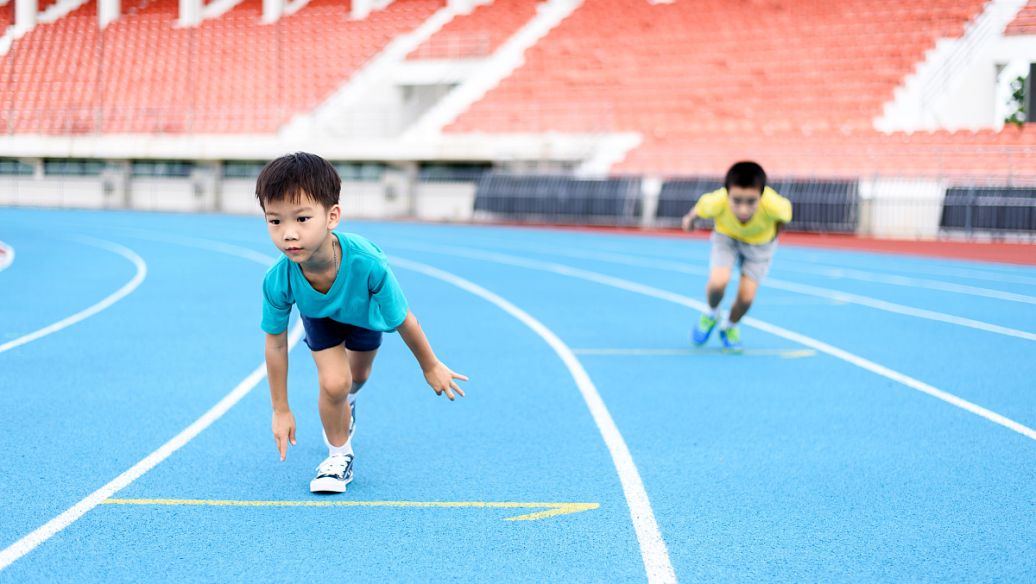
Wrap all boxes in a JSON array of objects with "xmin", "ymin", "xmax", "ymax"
[
  {"xmin": 692, "ymin": 312, "xmax": 718, "ymax": 345},
  {"xmin": 719, "ymin": 325, "xmax": 743, "ymax": 351}
]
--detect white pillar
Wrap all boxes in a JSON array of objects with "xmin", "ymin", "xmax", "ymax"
[
  {"xmin": 179, "ymin": 0, "xmax": 202, "ymax": 26},
  {"xmin": 351, "ymin": 0, "xmax": 372, "ymax": 19},
  {"xmin": 262, "ymin": 0, "xmax": 283, "ymax": 23},
  {"xmin": 99, "ymin": 0, "xmax": 121, "ymax": 29},
  {"xmin": 15, "ymin": 0, "xmax": 37, "ymax": 33},
  {"xmin": 1028, "ymin": 63, "xmax": 1035, "ymax": 123},
  {"xmin": 448, "ymin": 0, "xmax": 475, "ymax": 14}
]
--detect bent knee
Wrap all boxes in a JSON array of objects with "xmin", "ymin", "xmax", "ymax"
[
  {"xmin": 736, "ymin": 289, "xmax": 757, "ymax": 306},
  {"xmin": 319, "ymin": 375, "xmax": 353, "ymax": 401},
  {"xmin": 707, "ymin": 275, "xmax": 730, "ymax": 289},
  {"xmin": 352, "ymin": 369, "xmax": 371, "ymax": 386}
]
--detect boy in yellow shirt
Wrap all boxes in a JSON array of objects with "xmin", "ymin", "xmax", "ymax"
[{"xmin": 681, "ymin": 161, "xmax": 792, "ymax": 350}]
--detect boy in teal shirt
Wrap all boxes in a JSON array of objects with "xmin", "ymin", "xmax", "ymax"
[{"xmin": 257, "ymin": 152, "xmax": 467, "ymax": 493}]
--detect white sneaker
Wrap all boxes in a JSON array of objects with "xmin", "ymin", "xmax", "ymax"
[{"xmin": 309, "ymin": 454, "xmax": 354, "ymax": 493}]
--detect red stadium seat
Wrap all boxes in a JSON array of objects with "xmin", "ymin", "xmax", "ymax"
[
  {"xmin": 408, "ymin": 0, "xmax": 537, "ymax": 60},
  {"xmin": 1005, "ymin": 0, "xmax": 1036, "ymax": 35},
  {"xmin": 0, "ymin": 0, "xmax": 444, "ymax": 134}
]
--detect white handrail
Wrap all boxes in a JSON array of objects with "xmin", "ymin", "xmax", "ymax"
[{"xmin": 921, "ymin": 0, "xmax": 1028, "ymax": 109}]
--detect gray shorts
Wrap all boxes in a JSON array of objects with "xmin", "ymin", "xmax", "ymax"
[{"xmin": 709, "ymin": 231, "xmax": 778, "ymax": 282}]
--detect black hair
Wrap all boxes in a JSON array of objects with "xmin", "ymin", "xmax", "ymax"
[
  {"xmin": 255, "ymin": 152, "xmax": 341, "ymax": 210},
  {"xmin": 724, "ymin": 161, "xmax": 767, "ymax": 194}
]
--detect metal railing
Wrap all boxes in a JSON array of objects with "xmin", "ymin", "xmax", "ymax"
[
  {"xmin": 473, "ymin": 172, "xmax": 642, "ymax": 226},
  {"xmin": 941, "ymin": 186, "xmax": 1036, "ymax": 234},
  {"xmin": 408, "ymin": 32, "xmax": 494, "ymax": 60}
]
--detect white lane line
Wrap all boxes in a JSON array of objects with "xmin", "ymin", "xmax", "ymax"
[
  {"xmin": 778, "ymin": 263, "xmax": 1036, "ymax": 305},
  {"xmin": 83, "ymin": 228, "xmax": 277, "ymax": 267},
  {"xmin": 390, "ymin": 257, "xmax": 678, "ymax": 584},
  {"xmin": 763, "ymin": 279, "xmax": 1036, "ymax": 342},
  {"xmin": 0, "ymin": 237, "xmax": 146, "ymax": 355},
  {"xmin": 784, "ymin": 257, "xmax": 1036, "ymax": 287},
  {"xmin": 392, "ymin": 239, "xmax": 1036, "ymax": 342},
  {"xmin": 393, "ymin": 243, "xmax": 1036, "ymax": 443},
  {"xmin": 573, "ymin": 348, "xmax": 817, "ymax": 358},
  {"xmin": 0, "ymin": 240, "xmax": 14, "ymax": 272},
  {"xmin": 0, "ymin": 240, "xmax": 305, "ymax": 572},
  {"xmin": 501, "ymin": 235, "xmax": 1036, "ymax": 295},
  {"xmin": 459, "ymin": 233, "xmax": 1036, "ymax": 304}
]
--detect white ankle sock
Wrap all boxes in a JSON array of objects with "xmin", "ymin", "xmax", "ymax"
[
  {"xmin": 707, "ymin": 305, "xmax": 721, "ymax": 319},
  {"xmin": 721, "ymin": 315, "xmax": 734, "ymax": 330},
  {"xmin": 323, "ymin": 428, "xmax": 354, "ymax": 454},
  {"xmin": 348, "ymin": 380, "xmax": 365, "ymax": 404},
  {"xmin": 327, "ymin": 436, "xmax": 353, "ymax": 457}
]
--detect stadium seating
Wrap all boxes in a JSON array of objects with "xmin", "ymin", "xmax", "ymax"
[
  {"xmin": 1005, "ymin": 0, "xmax": 1036, "ymax": 35},
  {"xmin": 1, "ymin": 1, "xmax": 13, "ymax": 33},
  {"xmin": 1, "ymin": 0, "xmax": 1032, "ymax": 179},
  {"xmin": 408, "ymin": 0, "xmax": 536, "ymax": 59},
  {"xmin": 445, "ymin": 0, "xmax": 1034, "ymax": 177},
  {"xmin": 0, "ymin": 0, "xmax": 443, "ymax": 134}
]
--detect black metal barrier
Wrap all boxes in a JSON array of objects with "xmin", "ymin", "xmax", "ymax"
[
  {"xmin": 474, "ymin": 173, "xmax": 642, "ymax": 225},
  {"xmin": 941, "ymin": 187, "xmax": 1036, "ymax": 233}
]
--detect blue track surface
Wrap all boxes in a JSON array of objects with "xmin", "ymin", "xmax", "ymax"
[{"xmin": 1, "ymin": 208, "xmax": 1033, "ymax": 582}]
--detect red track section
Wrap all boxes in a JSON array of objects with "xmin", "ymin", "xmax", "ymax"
[
  {"xmin": 777, "ymin": 232, "xmax": 1036, "ymax": 266},
  {"xmin": 477, "ymin": 223, "xmax": 1036, "ymax": 266}
]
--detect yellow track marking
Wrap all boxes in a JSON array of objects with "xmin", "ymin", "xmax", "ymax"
[{"xmin": 102, "ymin": 499, "xmax": 599, "ymax": 522}]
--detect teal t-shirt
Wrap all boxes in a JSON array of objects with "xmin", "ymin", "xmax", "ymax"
[{"xmin": 261, "ymin": 232, "xmax": 409, "ymax": 334}]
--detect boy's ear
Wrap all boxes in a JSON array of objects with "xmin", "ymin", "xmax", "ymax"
[{"xmin": 327, "ymin": 204, "xmax": 342, "ymax": 229}]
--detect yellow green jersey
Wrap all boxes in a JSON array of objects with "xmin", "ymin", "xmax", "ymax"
[{"xmin": 692, "ymin": 186, "xmax": 792, "ymax": 245}]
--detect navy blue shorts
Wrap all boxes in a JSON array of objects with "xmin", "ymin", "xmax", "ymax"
[{"xmin": 300, "ymin": 315, "xmax": 383, "ymax": 352}]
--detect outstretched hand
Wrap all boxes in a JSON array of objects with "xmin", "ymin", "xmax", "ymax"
[
  {"xmin": 423, "ymin": 361, "xmax": 468, "ymax": 401},
  {"xmin": 272, "ymin": 409, "xmax": 296, "ymax": 461},
  {"xmin": 681, "ymin": 213, "xmax": 696, "ymax": 231}
]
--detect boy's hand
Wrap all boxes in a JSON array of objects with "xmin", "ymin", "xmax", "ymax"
[
  {"xmin": 681, "ymin": 213, "xmax": 695, "ymax": 231},
  {"xmin": 272, "ymin": 409, "xmax": 296, "ymax": 461},
  {"xmin": 423, "ymin": 361, "xmax": 468, "ymax": 401}
]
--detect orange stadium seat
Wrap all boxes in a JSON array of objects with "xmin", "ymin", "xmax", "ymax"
[
  {"xmin": 408, "ymin": 0, "xmax": 537, "ymax": 60},
  {"xmin": 0, "ymin": 0, "xmax": 1032, "ymax": 178},
  {"xmin": 0, "ymin": 0, "xmax": 444, "ymax": 134},
  {"xmin": 1005, "ymin": 0, "xmax": 1036, "ymax": 35},
  {"xmin": 1, "ymin": 2, "xmax": 14, "ymax": 32}
]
